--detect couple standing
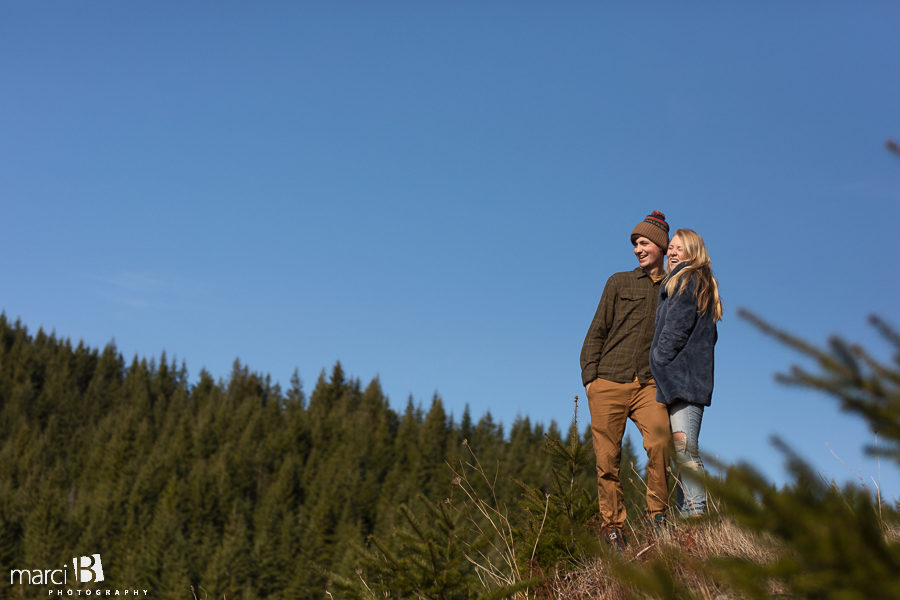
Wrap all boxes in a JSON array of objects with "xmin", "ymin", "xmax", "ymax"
[{"xmin": 579, "ymin": 211, "xmax": 723, "ymax": 550}]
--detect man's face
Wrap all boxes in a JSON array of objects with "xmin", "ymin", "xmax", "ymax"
[{"xmin": 633, "ymin": 236, "xmax": 664, "ymax": 271}]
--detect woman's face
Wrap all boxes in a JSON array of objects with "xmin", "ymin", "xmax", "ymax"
[{"xmin": 667, "ymin": 235, "xmax": 686, "ymax": 270}]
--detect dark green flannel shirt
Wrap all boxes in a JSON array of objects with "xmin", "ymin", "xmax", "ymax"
[{"xmin": 580, "ymin": 268, "xmax": 663, "ymax": 386}]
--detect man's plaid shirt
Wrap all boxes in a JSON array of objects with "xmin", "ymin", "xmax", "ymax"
[{"xmin": 580, "ymin": 268, "xmax": 663, "ymax": 386}]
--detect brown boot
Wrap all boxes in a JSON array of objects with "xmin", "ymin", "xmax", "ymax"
[{"xmin": 648, "ymin": 511, "xmax": 670, "ymax": 532}]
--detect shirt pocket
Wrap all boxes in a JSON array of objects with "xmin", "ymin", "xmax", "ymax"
[{"xmin": 617, "ymin": 291, "xmax": 648, "ymax": 331}]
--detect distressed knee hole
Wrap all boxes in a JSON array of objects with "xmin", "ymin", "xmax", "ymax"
[
  {"xmin": 673, "ymin": 431, "xmax": 687, "ymax": 453},
  {"xmin": 682, "ymin": 459, "xmax": 703, "ymax": 473}
]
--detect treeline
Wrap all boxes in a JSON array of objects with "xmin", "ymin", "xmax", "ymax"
[{"xmin": 0, "ymin": 314, "xmax": 633, "ymax": 598}]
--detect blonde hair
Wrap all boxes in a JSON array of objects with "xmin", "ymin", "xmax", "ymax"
[{"xmin": 664, "ymin": 229, "xmax": 723, "ymax": 321}]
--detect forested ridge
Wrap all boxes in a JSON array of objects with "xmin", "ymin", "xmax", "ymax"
[
  {"xmin": 0, "ymin": 314, "xmax": 617, "ymax": 598},
  {"xmin": 4, "ymin": 310, "xmax": 900, "ymax": 600}
]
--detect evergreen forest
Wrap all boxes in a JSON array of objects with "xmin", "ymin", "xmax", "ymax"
[
  {"xmin": 0, "ymin": 314, "xmax": 633, "ymax": 598},
  {"xmin": 3, "ymin": 300, "xmax": 899, "ymax": 600}
]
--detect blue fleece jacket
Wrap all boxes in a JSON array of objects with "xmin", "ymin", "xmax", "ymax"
[{"xmin": 649, "ymin": 263, "xmax": 718, "ymax": 407}]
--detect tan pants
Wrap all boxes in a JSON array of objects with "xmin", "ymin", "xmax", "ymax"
[{"xmin": 587, "ymin": 377, "xmax": 670, "ymax": 527}]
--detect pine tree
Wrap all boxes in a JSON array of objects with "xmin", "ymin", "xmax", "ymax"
[
  {"xmin": 515, "ymin": 413, "xmax": 601, "ymax": 575},
  {"xmin": 701, "ymin": 312, "xmax": 900, "ymax": 598},
  {"xmin": 420, "ymin": 394, "xmax": 452, "ymax": 498},
  {"xmin": 377, "ymin": 397, "xmax": 424, "ymax": 519},
  {"xmin": 202, "ymin": 501, "xmax": 255, "ymax": 600},
  {"xmin": 330, "ymin": 493, "xmax": 488, "ymax": 599},
  {"xmin": 612, "ymin": 312, "xmax": 900, "ymax": 599}
]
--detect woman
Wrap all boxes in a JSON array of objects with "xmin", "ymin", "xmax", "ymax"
[{"xmin": 649, "ymin": 228, "xmax": 723, "ymax": 517}]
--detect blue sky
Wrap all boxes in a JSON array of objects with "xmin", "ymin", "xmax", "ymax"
[{"xmin": 3, "ymin": 2, "xmax": 900, "ymax": 500}]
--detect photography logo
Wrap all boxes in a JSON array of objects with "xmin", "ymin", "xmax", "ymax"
[
  {"xmin": 9, "ymin": 554, "xmax": 103, "ymax": 586},
  {"xmin": 9, "ymin": 553, "xmax": 148, "ymax": 595}
]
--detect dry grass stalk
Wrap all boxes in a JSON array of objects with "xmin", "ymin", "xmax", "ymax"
[
  {"xmin": 450, "ymin": 439, "xmax": 548, "ymax": 598},
  {"xmin": 885, "ymin": 522, "xmax": 900, "ymax": 543},
  {"xmin": 549, "ymin": 518, "xmax": 787, "ymax": 600}
]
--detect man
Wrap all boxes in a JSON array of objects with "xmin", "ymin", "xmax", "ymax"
[{"xmin": 580, "ymin": 210, "xmax": 672, "ymax": 551}]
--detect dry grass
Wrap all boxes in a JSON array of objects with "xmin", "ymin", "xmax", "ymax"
[
  {"xmin": 449, "ymin": 440, "xmax": 550, "ymax": 599},
  {"xmin": 548, "ymin": 517, "xmax": 785, "ymax": 600},
  {"xmin": 885, "ymin": 521, "xmax": 900, "ymax": 544},
  {"xmin": 657, "ymin": 519, "xmax": 779, "ymax": 564}
]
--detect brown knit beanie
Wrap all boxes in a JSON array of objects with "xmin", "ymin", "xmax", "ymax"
[{"xmin": 630, "ymin": 210, "xmax": 670, "ymax": 252}]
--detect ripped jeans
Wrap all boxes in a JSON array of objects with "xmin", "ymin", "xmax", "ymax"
[{"xmin": 668, "ymin": 401, "xmax": 706, "ymax": 516}]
